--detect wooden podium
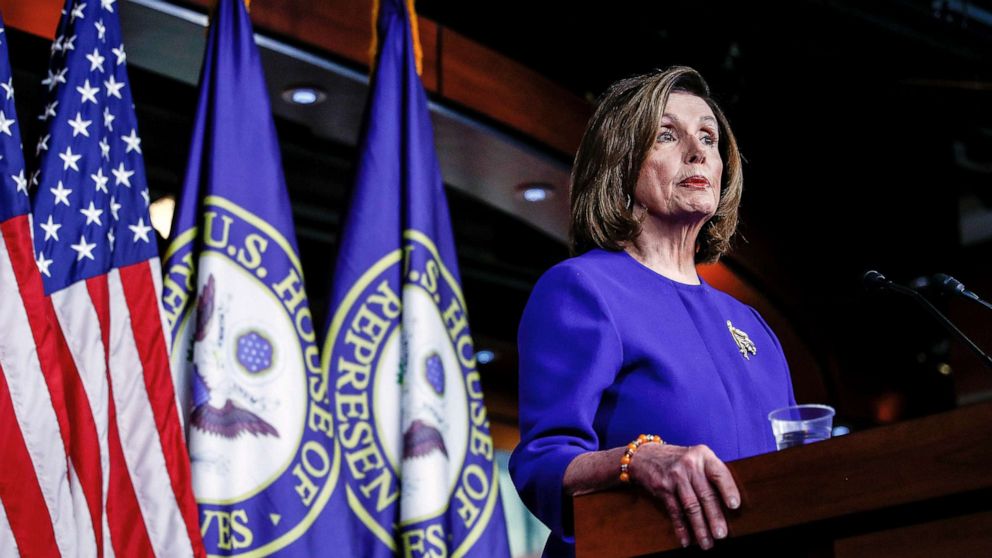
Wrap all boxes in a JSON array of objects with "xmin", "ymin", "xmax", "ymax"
[{"xmin": 573, "ymin": 401, "xmax": 992, "ymax": 557}]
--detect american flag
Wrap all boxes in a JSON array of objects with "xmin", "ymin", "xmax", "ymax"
[
  {"xmin": 0, "ymin": 13, "xmax": 80, "ymax": 557},
  {"xmin": 29, "ymin": 0, "xmax": 204, "ymax": 556}
]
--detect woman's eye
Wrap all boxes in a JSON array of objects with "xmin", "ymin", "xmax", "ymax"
[
  {"xmin": 656, "ymin": 131, "xmax": 676, "ymax": 142},
  {"xmin": 701, "ymin": 134, "xmax": 717, "ymax": 146}
]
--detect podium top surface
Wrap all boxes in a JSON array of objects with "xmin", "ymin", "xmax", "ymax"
[{"xmin": 573, "ymin": 401, "xmax": 992, "ymax": 558}]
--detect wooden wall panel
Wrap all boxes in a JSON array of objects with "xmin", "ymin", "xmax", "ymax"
[
  {"xmin": 0, "ymin": 0, "xmax": 62, "ymax": 38},
  {"xmin": 0, "ymin": 0, "xmax": 590, "ymax": 155},
  {"xmin": 439, "ymin": 28, "xmax": 589, "ymax": 156},
  {"xmin": 185, "ymin": 0, "xmax": 440, "ymax": 93},
  {"xmin": 181, "ymin": 0, "xmax": 588, "ymax": 153}
]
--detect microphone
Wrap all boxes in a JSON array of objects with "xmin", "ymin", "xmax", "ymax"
[
  {"xmin": 863, "ymin": 270, "xmax": 992, "ymax": 370},
  {"xmin": 932, "ymin": 273, "xmax": 971, "ymax": 296},
  {"xmin": 913, "ymin": 273, "xmax": 992, "ymax": 312},
  {"xmin": 863, "ymin": 270, "xmax": 893, "ymax": 291}
]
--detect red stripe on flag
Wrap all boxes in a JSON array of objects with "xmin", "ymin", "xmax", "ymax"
[
  {"xmin": 3, "ymin": 216, "xmax": 104, "ymax": 556},
  {"xmin": 2, "ymin": 217, "xmax": 69, "ymax": 446},
  {"xmin": 119, "ymin": 261, "xmax": 206, "ymax": 558},
  {"xmin": 0, "ymin": 362, "xmax": 61, "ymax": 558},
  {"xmin": 86, "ymin": 277, "xmax": 155, "ymax": 558}
]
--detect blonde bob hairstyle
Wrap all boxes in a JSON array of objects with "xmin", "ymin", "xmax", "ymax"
[{"xmin": 569, "ymin": 66, "xmax": 743, "ymax": 263}]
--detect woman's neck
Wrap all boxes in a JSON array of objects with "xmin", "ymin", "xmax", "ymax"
[{"xmin": 625, "ymin": 215, "xmax": 704, "ymax": 285}]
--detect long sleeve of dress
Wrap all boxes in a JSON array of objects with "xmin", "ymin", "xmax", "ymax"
[{"xmin": 508, "ymin": 264, "xmax": 623, "ymax": 541}]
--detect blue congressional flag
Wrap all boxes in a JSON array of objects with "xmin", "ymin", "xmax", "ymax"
[
  {"xmin": 161, "ymin": 0, "xmax": 349, "ymax": 555},
  {"xmin": 321, "ymin": 0, "xmax": 511, "ymax": 556}
]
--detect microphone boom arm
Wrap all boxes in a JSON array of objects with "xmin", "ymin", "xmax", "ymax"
[{"xmin": 881, "ymin": 279, "xmax": 992, "ymax": 370}]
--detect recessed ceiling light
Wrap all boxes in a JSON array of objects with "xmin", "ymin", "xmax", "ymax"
[
  {"xmin": 281, "ymin": 86, "xmax": 326, "ymax": 106},
  {"xmin": 475, "ymin": 349, "xmax": 496, "ymax": 364},
  {"xmin": 517, "ymin": 182, "xmax": 554, "ymax": 202}
]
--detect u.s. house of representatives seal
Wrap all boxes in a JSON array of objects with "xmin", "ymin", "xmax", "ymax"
[
  {"xmin": 163, "ymin": 196, "xmax": 338, "ymax": 556},
  {"xmin": 323, "ymin": 230, "xmax": 500, "ymax": 558}
]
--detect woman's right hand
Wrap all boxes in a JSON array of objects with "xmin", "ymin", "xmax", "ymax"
[{"xmin": 628, "ymin": 443, "xmax": 741, "ymax": 550}]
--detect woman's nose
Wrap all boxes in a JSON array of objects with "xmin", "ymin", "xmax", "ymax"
[{"xmin": 684, "ymin": 136, "xmax": 706, "ymax": 164}]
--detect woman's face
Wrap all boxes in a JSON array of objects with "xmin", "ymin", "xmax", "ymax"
[{"xmin": 633, "ymin": 92, "xmax": 723, "ymax": 225}]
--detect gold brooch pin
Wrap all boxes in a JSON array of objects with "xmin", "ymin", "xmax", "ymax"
[{"xmin": 727, "ymin": 320, "xmax": 757, "ymax": 360}]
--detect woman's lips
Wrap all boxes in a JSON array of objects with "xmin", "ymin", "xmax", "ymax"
[{"xmin": 678, "ymin": 176, "xmax": 710, "ymax": 188}]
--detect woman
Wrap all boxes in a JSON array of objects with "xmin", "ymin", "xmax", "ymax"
[{"xmin": 509, "ymin": 66, "xmax": 796, "ymax": 556}]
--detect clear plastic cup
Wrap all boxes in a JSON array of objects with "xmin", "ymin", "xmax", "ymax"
[{"xmin": 768, "ymin": 404, "xmax": 835, "ymax": 450}]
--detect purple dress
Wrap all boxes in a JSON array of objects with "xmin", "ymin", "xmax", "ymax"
[{"xmin": 509, "ymin": 249, "xmax": 796, "ymax": 557}]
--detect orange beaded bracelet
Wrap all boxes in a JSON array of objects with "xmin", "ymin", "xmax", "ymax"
[{"xmin": 619, "ymin": 434, "xmax": 664, "ymax": 483}]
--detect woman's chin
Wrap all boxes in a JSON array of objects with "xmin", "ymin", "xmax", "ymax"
[{"xmin": 663, "ymin": 205, "xmax": 717, "ymax": 225}]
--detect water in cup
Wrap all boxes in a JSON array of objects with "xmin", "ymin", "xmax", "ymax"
[
  {"xmin": 768, "ymin": 404, "xmax": 835, "ymax": 450},
  {"xmin": 774, "ymin": 427, "xmax": 831, "ymax": 450}
]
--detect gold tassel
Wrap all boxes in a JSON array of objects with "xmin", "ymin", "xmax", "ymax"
[
  {"xmin": 244, "ymin": 0, "xmax": 251, "ymax": 9},
  {"xmin": 369, "ymin": 0, "xmax": 380, "ymax": 71},
  {"xmin": 406, "ymin": 0, "xmax": 423, "ymax": 76},
  {"xmin": 369, "ymin": 0, "xmax": 423, "ymax": 76}
]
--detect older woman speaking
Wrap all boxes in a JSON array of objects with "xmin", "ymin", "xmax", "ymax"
[{"xmin": 509, "ymin": 66, "xmax": 796, "ymax": 556}]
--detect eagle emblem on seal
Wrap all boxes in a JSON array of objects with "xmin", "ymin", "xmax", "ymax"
[{"xmin": 189, "ymin": 274, "xmax": 280, "ymax": 439}]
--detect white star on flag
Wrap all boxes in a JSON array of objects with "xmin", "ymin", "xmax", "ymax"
[
  {"xmin": 35, "ymin": 252, "xmax": 54, "ymax": 277},
  {"xmin": 95, "ymin": 19, "xmax": 106, "ymax": 41},
  {"xmin": 104, "ymin": 75, "xmax": 124, "ymax": 99},
  {"xmin": 140, "ymin": 189, "xmax": 150, "ymax": 206},
  {"xmin": 40, "ymin": 215, "xmax": 62, "ymax": 241},
  {"xmin": 99, "ymin": 137, "xmax": 110, "ymax": 159},
  {"xmin": 109, "ymin": 196, "xmax": 121, "ymax": 220},
  {"xmin": 59, "ymin": 146, "xmax": 82, "ymax": 171},
  {"xmin": 128, "ymin": 217, "xmax": 152, "ymax": 243},
  {"xmin": 121, "ymin": 129, "xmax": 141, "ymax": 153},
  {"xmin": 68, "ymin": 112, "xmax": 92, "ymax": 137},
  {"xmin": 101, "ymin": 0, "xmax": 116, "ymax": 13},
  {"xmin": 50, "ymin": 35, "xmax": 63, "ymax": 56},
  {"xmin": 86, "ymin": 47, "xmax": 105, "ymax": 72},
  {"xmin": 63, "ymin": 35, "xmax": 77, "ymax": 51},
  {"xmin": 79, "ymin": 201, "xmax": 104, "ymax": 226},
  {"xmin": 71, "ymin": 3, "xmax": 87, "ymax": 22},
  {"xmin": 103, "ymin": 106, "xmax": 115, "ymax": 130},
  {"xmin": 77, "ymin": 79, "xmax": 99, "ymax": 104},
  {"xmin": 11, "ymin": 170, "xmax": 27, "ymax": 195},
  {"xmin": 0, "ymin": 110, "xmax": 15, "ymax": 136},
  {"xmin": 70, "ymin": 234, "xmax": 97, "ymax": 261},
  {"xmin": 107, "ymin": 228, "xmax": 115, "ymax": 249},
  {"xmin": 112, "ymin": 45, "xmax": 126, "ymax": 65},
  {"xmin": 50, "ymin": 181, "xmax": 73, "ymax": 206},
  {"xmin": 36, "ymin": 134, "xmax": 50, "ymax": 155},
  {"xmin": 39, "ymin": 101, "xmax": 58, "ymax": 121},
  {"xmin": 42, "ymin": 68, "xmax": 67, "ymax": 92},
  {"xmin": 91, "ymin": 167, "xmax": 109, "ymax": 193},
  {"xmin": 112, "ymin": 162, "xmax": 133, "ymax": 186},
  {"xmin": 1, "ymin": 77, "xmax": 13, "ymax": 100}
]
